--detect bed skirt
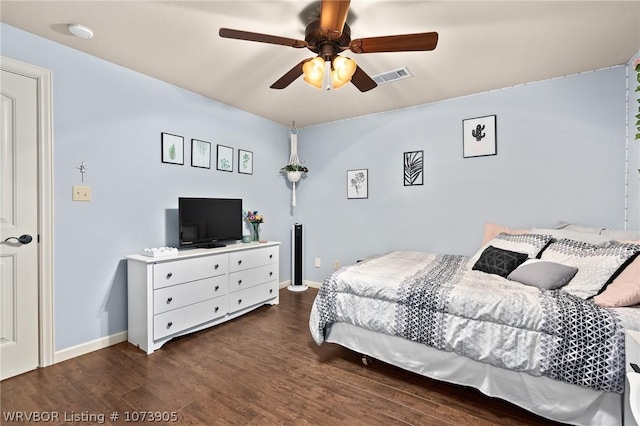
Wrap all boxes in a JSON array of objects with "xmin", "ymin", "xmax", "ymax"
[{"xmin": 325, "ymin": 322, "xmax": 625, "ymax": 426}]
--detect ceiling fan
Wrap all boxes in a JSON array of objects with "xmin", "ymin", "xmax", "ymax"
[{"xmin": 219, "ymin": 0, "xmax": 438, "ymax": 92}]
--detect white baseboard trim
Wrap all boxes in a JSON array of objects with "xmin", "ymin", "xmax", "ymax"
[
  {"xmin": 54, "ymin": 281, "xmax": 324, "ymax": 364},
  {"xmin": 280, "ymin": 280, "xmax": 322, "ymax": 289},
  {"xmin": 54, "ymin": 331, "xmax": 128, "ymax": 364}
]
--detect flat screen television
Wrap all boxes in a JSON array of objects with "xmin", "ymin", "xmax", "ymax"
[{"xmin": 179, "ymin": 197, "xmax": 243, "ymax": 248}]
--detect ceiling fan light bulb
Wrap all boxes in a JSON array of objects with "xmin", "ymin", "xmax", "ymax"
[{"xmin": 302, "ymin": 57, "xmax": 325, "ymax": 89}]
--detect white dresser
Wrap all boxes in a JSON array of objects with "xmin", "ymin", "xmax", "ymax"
[{"xmin": 126, "ymin": 242, "xmax": 280, "ymax": 354}]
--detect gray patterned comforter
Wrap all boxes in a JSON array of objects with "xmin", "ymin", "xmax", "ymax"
[{"xmin": 309, "ymin": 250, "xmax": 631, "ymax": 393}]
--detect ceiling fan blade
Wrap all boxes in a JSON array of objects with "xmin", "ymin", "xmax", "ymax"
[
  {"xmin": 219, "ymin": 28, "xmax": 308, "ymax": 49},
  {"xmin": 349, "ymin": 32, "xmax": 438, "ymax": 54},
  {"xmin": 350, "ymin": 66, "xmax": 377, "ymax": 92},
  {"xmin": 320, "ymin": 0, "xmax": 350, "ymax": 37},
  {"xmin": 270, "ymin": 60, "xmax": 309, "ymax": 89}
]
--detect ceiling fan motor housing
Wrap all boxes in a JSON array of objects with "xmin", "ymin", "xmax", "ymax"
[{"xmin": 305, "ymin": 19, "xmax": 351, "ymax": 60}]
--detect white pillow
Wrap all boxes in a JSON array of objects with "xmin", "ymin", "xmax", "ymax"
[
  {"xmin": 601, "ymin": 229, "xmax": 640, "ymax": 242},
  {"xmin": 531, "ymin": 228, "xmax": 613, "ymax": 246},
  {"xmin": 471, "ymin": 232, "xmax": 554, "ymax": 264}
]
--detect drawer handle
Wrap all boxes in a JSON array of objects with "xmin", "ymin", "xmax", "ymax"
[
  {"xmin": 214, "ymin": 264, "xmax": 219, "ymax": 270},
  {"xmin": 167, "ymin": 297, "xmax": 173, "ymax": 304},
  {"xmin": 238, "ymin": 299, "xmax": 242, "ymax": 305},
  {"xmin": 215, "ymin": 306, "xmax": 219, "ymax": 313},
  {"xmin": 269, "ymin": 271, "xmax": 273, "ymax": 276},
  {"xmin": 269, "ymin": 289, "xmax": 273, "ymax": 294},
  {"xmin": 166, "ymin": 272, "xmax": 173, "ymax": 279},
  {"xmin": 215, "ymin": 285, "xmax": 219, "ymax": 291},
  {"xmin": 238, "ymin": 280, "xmax": 242, "ymax": 285},
  {"xmin": 269, "ymin": 254, "xmax": 273, "ymax": 259},
  {"xmin": 167, "ymin": 321, "xmax": 173, "ymax": 329},
  {"xmin": 238, "ymin": 260, "xmax": 242, "ymax": 265}
]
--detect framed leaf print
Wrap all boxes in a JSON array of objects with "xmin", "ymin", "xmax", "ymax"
[
  {"xmin": 216, "ymin": 144, "xmax": 233, "ymax": 172},
  {"xmin": 238, "ymin": 149, "xmax": 253, "ymax": 175},
  {"xmin": 403, "ymin": 150, "xmax": 423, "ymax": 186},
  {"xmin": 161, "ymin": 132, "xmax": 184, "ymax": 165},
  {"xmin": 191, "ymin": 139, "xmax": 211, "ymax": 169}
]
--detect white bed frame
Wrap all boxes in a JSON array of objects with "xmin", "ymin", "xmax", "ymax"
[{"xmin": 325, "ymin": 322, "xmax": 635, "ymax": 426}]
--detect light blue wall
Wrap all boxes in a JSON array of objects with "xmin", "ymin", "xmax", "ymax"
[
  {"xmin": 295, "ymin": 67, "xmax": 630, "ymax": 282},
  {"xmin": 1, "ymin": 22, "xmax": 634, "ymax": 352},
  {"xmin": 1, "ymin": 23, "xmax": 295, "ymax": 351}
]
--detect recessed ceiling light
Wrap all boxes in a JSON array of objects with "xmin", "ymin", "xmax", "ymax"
[{"xmin": 68, "ymin": 24, "xmax": 94, "ymax": 39}]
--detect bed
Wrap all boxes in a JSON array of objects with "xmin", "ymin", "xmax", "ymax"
[{"xmin": 309, "ymin": 228, "xmax": 640, "ymax": 426}]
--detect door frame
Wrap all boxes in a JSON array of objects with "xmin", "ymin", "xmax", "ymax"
[{"xmin": 1, "ymin": 56, "xmax": 54, "ymax": 368}]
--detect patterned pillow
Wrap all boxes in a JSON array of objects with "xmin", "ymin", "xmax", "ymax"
[
  {"xmin": 540, "ymin": 239, "xmax": 640, "ymax": 299},
  {"xmin": 472, "ymin": 246, "xmax": 529, "ymax": 278},
  {"xmin": 471, "ymin": 232, "xmax": 554, "ymax": 264}
]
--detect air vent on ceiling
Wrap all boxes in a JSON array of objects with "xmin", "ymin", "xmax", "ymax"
[{"xmin": 372, "ymin": 67, "xmax": 413, "ymax": 85}]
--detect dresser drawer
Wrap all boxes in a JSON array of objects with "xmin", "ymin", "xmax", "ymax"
[
  {"xmin": 153, "ymin": 254, "xmax": 227, "ymax": 289},
  {"xmin": 229, "ymin": 247, "xmax": 278, "ymax": 272},
  {"xmin": 229, "ymin": 281, "xmax": 277, "ymax": 313},
  {"xmin": 154, "ymin": 297, "xmax": 228, "ymax": 340},
  {"xmin": 154, "ymin": 275, "xmax": 227, "ymax": 314},
  {"xmin": 229, "ymin": 264, "xmax": 277, "ymax": 292}
]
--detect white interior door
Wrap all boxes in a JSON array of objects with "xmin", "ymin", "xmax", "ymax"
[{"xmin": 0, "ymin": 68, "xmax": 40, "ymax": 380}]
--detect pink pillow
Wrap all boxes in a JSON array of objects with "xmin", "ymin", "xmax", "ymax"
[
  {"xmin": 593, "ymin": 240, "xmax": 640, "ymax": 307},
  {"xmin": 482, "ymin": 223, "xmax": 529, "ymax": 245}
]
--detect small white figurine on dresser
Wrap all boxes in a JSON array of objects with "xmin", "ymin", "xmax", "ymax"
[
  {"xmin": 140, "ymin": 247, "xmax": 178, "ymax": 257},
  {"xmin": 126, "ymin": 241, "xmax": 280, "ymax": 354}
]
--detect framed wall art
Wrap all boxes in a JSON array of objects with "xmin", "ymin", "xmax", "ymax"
[
  {"xmin": 161, "ymin": 132, "xmax": 184, "ymax": 165},
  {"xmin": 462, "ymin": 115, "xmax": 497, "ymax": 158},
  {"xmin": 191, "ymin": 139, "xmax": 211, "ymax": 169},
  {"xmin": 403, "ymin": 150, "xmax": 423, "ymax": 186},
  {"xmin": 216, "ymin": 144, "xmax": 233, "ymax": 172},
  {"xmin": 347, "ymin": 169, "xmax": 368, "ymax": 199},
  {"xmin": 238, "ymin": 149, "xmax": 253, "ymax": 175}
]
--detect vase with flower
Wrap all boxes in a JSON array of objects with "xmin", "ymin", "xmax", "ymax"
[{"xmin": 244, "ymin": 210, "xmax": 264, "ymax": 241}]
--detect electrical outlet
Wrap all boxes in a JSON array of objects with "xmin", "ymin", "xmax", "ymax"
[
  {"xmin": 334, "ymin": 261, "xmax": 340, "ymax": 270},
  {"xmin": 314, "ymin": 257, "xmax": 321, "ymax": 268},
  {"xmin": 72, "ymin": 185, "xmax": 92, "ymax": 201}
]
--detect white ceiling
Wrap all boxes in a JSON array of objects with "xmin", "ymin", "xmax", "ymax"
[{"xmin": 1, "ymin": 1, "xmax": 639, "ymax": 127}]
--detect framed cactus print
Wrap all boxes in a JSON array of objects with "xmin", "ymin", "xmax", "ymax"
[
  {"xmin": 161, "ymin": 132, "xmax": 184, "ymax": 165},
  {"xmin": 463, "ymin": 115, "xmax": 497, "ymax": 158}
]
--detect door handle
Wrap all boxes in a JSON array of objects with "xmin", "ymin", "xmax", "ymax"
[{"xmin": 4, "ymin": 234, "xmax": 33, "ymax": 244}]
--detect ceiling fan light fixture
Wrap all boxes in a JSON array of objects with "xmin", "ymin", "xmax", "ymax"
[
  {"xmin": 332, "ymin": 56, "xmax": 356, "ymax": 88},
  {"xmin": 302, "ymin": 57, "xmax": 325, "ymax": 89}
]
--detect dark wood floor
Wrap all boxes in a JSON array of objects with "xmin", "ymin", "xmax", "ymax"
[{"xmin": 0, "ymin": 288, "xmax": 564, "ymax": 425}]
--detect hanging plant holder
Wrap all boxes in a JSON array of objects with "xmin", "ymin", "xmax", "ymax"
[
  {"xmin": 287, "ymin": 171, "xmax": 302, "ymax": 183},
  {"xmin": 281, "ymin": 123, "xmax": 308, "ymax": 207}
]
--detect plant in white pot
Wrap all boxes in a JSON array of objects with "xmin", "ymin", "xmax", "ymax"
[{"xmin": 280, "ymin": 163, "xmax": 309, "ymax": 183}]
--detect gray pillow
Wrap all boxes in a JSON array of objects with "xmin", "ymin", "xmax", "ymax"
[{"xmin": 507, "ymin": 259, "xmax": 578, "ymax": 290}]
